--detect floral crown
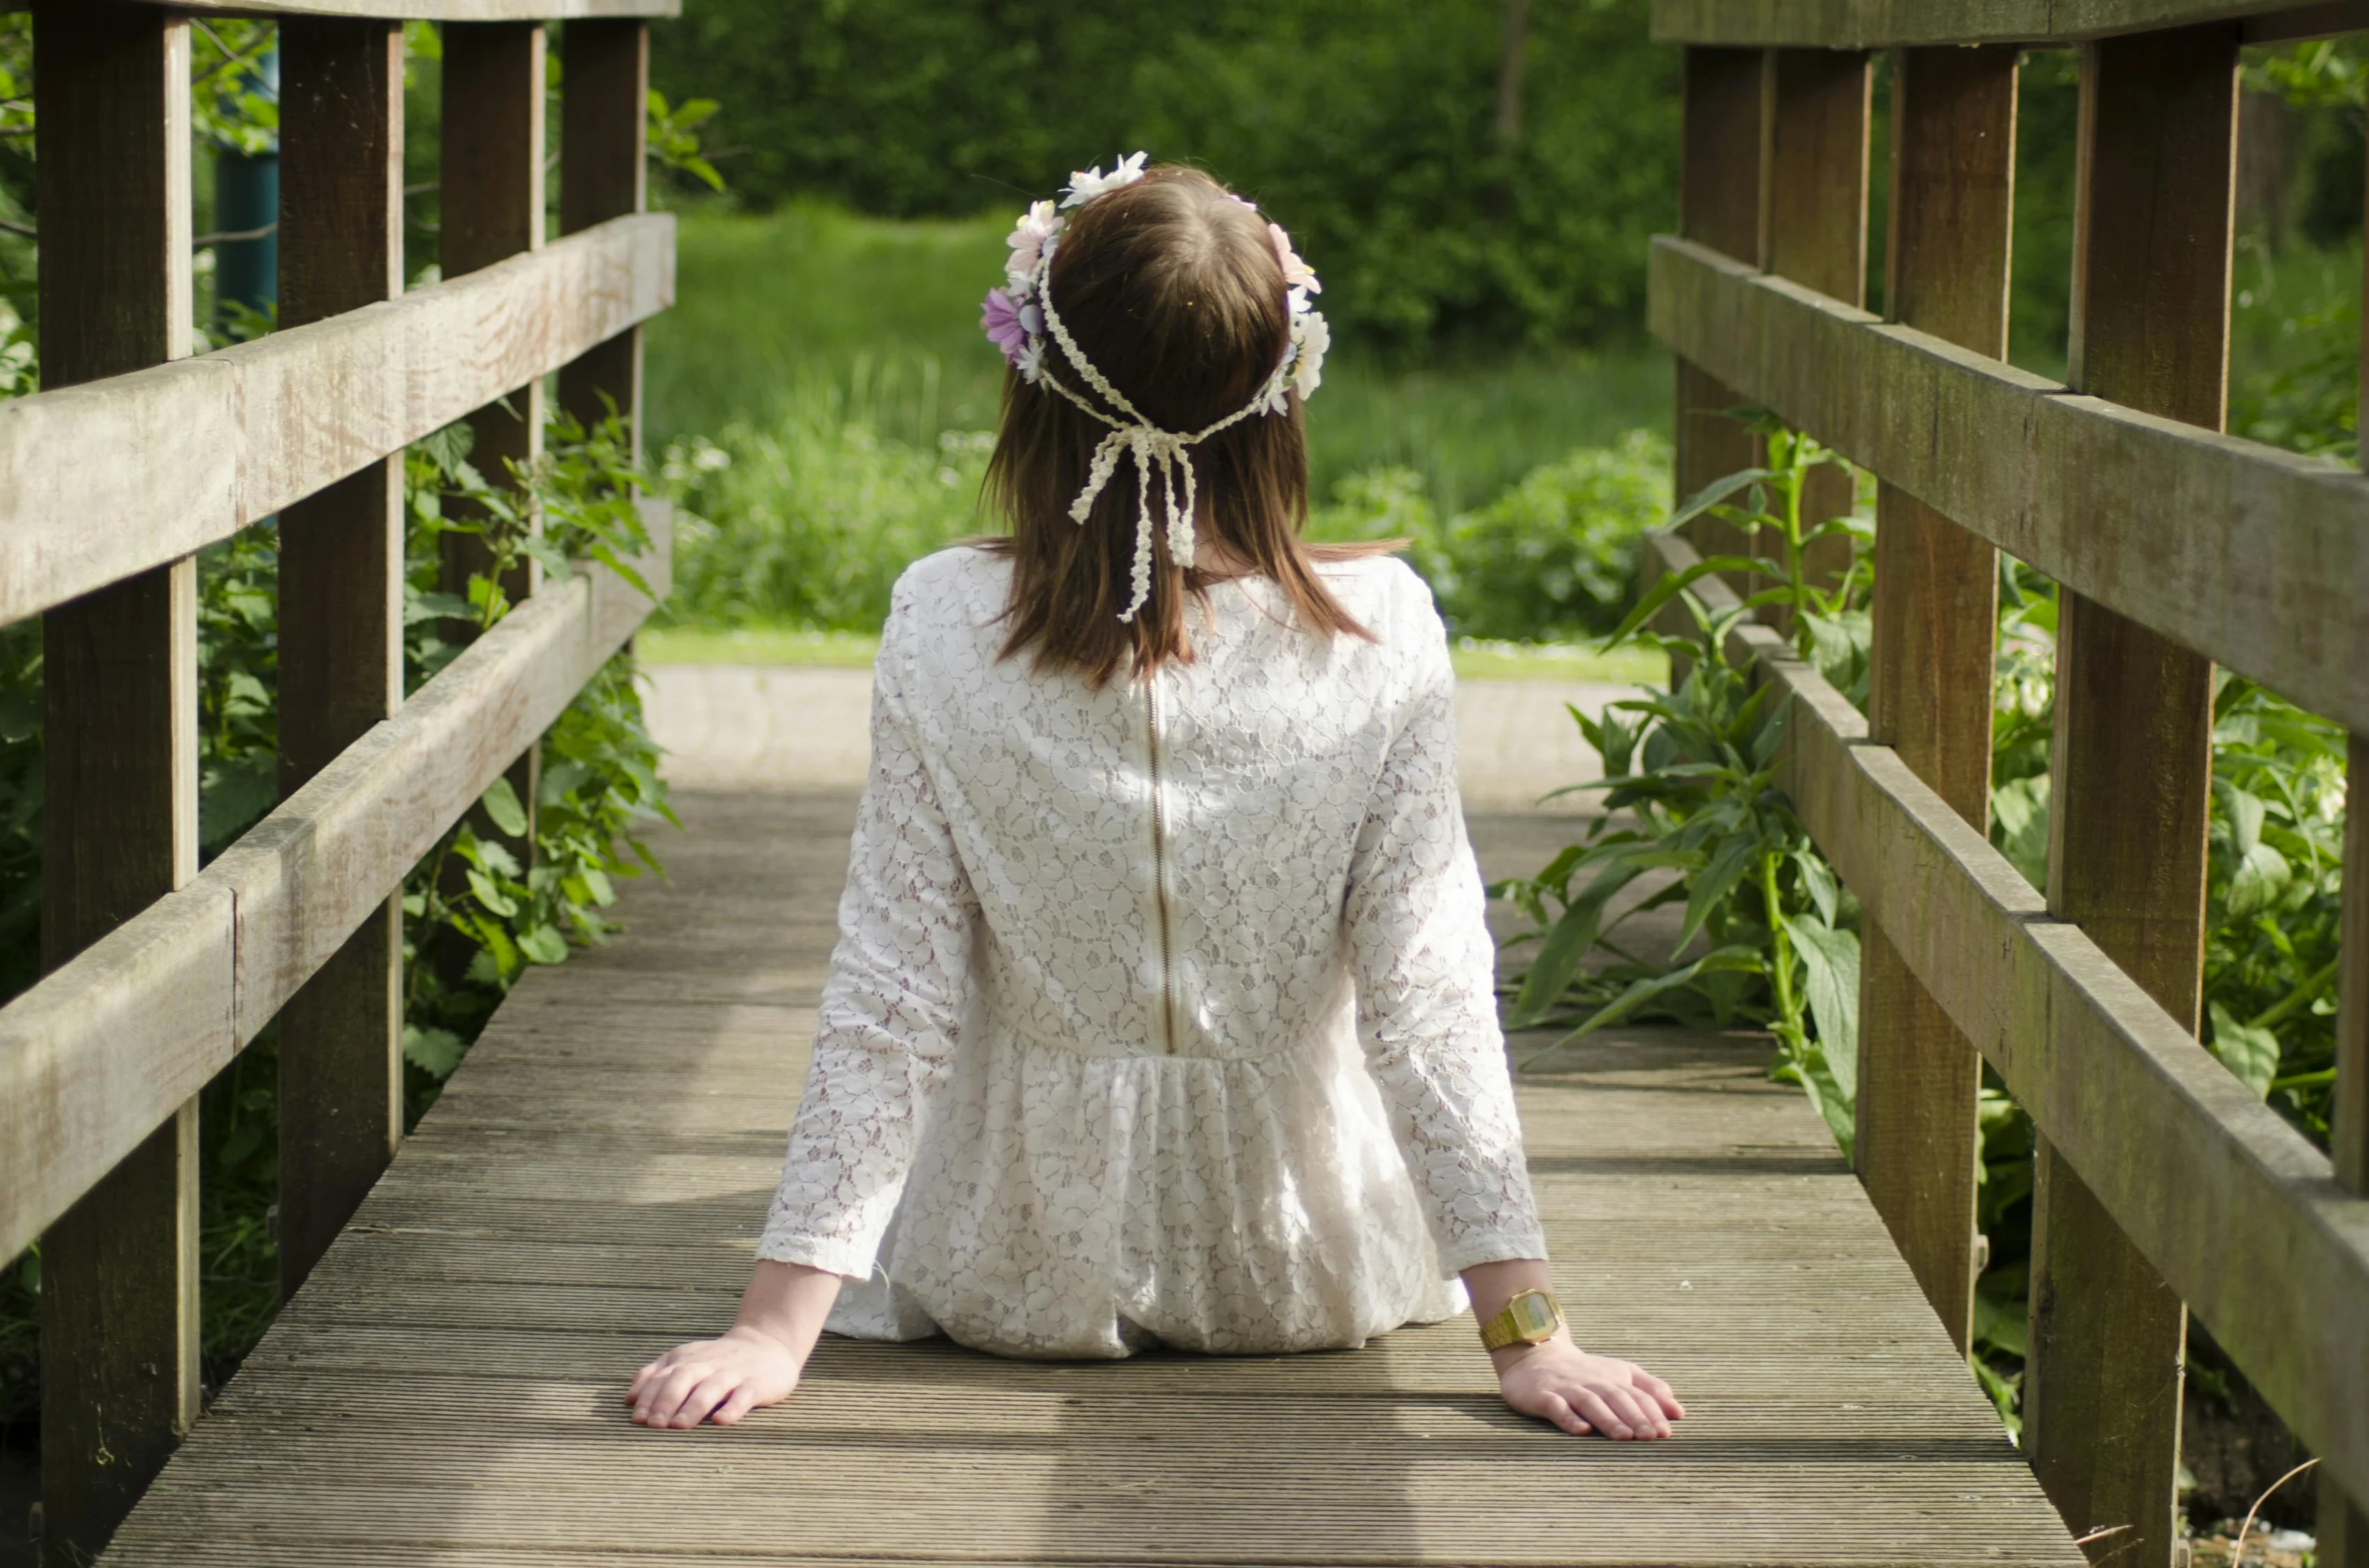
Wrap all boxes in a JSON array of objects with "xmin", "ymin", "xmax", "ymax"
[{"xmin": 980, "ymin": 152, "xmax": 1332, "ymax": 624}]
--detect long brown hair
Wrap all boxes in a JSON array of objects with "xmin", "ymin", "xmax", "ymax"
[{"xmin": 981, "ymin": 165, "xmax": 1393, "ymax": 687}]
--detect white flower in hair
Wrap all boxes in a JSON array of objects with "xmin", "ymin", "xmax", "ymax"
[
  {"xmin": 1015, "ymin": 339, "xmax": 1044, "ymax": 384},
  {"xmin": 1269, "ymin": 223, "xmax": 1321, "ymax": 294},
  {"xmin": 1006, "ymin": 200, "xmax": 1062, "ymax": 289},
  {"xmin": 1292, "ymin": 310, "xmax": 1330, "ymax": 401},
  {"xmin": 1060, "ymin": 151, "xmax": 1149, "ymax": 209}
]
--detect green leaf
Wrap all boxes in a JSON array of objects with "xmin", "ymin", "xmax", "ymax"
[
  {"xmin": 2215, "ymin": 779, "xmax": 2267, "ymax": 854},
  {"xmin": 1675, "ymin": 832, "xmax": 1762, "ymax": 957},
  {"xmin": 2206, "ymin": 1001, "xmax": 2280, "ymax": 1099},
  {"xmin": 402, "ymin": 1024, "xmax": 467, "ymax": 1078},
  {"xmin": 1792, "ymin": 1045, "xmax": 1857, "ymax": 1158},
  {"xmin": 1507, "ymin": 863, "xmax": 1644, "ymax": 1028},
  {"xmin": 464, "ymin": 867, "xmax": 519, "ymax": 918},
  {"xmin": 1522, "ymin": 946, "xmax": 1767, "ymax": 1063},
  {"xmin": 1792, "ymin": 850, "xmax": 1838, "ymax": 926},
  {"xmin": 2224, "ymin": 841, "xmax": 2292, "ymax": 918},
  {"xmin": 480, "ymin": 775, "xmax": 530, "ymax": 837},
  {"xmin": 517, "ymin": 924, "xmax": 570, "ymax": 965},
  {"xmin": 1782, "ymin": 914, "xmax": 1862, "ymax": 1100}
]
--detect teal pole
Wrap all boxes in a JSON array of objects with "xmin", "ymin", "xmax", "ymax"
[{"xmin": 213, "ymin": 44, "xmax": 279, "ymax": 336}]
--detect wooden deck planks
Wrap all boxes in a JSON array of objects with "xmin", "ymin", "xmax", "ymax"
[{"xmin": 100, "ymin": 790, "xmax": 2084, "ymax": 1568}]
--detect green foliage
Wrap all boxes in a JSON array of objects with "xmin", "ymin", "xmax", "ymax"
[
  {"xmin": 646, "ymin": 89, "xmax": 725, "ymax": 192},
  {"xmin": 0, "ymin": 409, "xmax": 676, "ymax": 1419},
  {"xmin": 652, "ymin": 0, "xmax": 1678, "ymax": 350},
  {"xmin": 1496, "ymin": 417, "xmax": 1870, "ymax": 1149},
  {"xmin": 660, "ymin": 373, "xmax": 997, "ymax": 632},
  {"xmin": 1309, "ymin": 431, "xmax": 1670, "ymax": 642},
  {"xmin": 645, "ymin": 203, "xmax": 1675, "ymax": 518}
]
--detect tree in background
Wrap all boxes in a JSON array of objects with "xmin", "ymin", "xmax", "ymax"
[{"xmin": 652, "ymin": 0, "xmax": 1678, "ymax": 349}]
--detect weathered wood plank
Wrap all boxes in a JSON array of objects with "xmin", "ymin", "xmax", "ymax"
[
  {"xmin": 1647, "ymin": 234, "xmax": 2369, "ymax": 733},
  {"xmin": 273, "ymin": 13, "xmax": 410, "ymax": 1303},
  {"xmin": 1651, "ymin": 0, "xmax": 2361, "ymax": 46},
  {"xmin": 1649, "ymin": 528, "xmax": 2369, "ymax": 1507},
  {"xmin": 440, "ymin": 20, "xmax": 548, "ymax": 869},
  {"xmin": 0, "ymin": 512, "xmax": 668, "ymax": 1267},
  {"xmin": 1855, "ymin": 43, "xmax": 2017, "ymax": 1360},
  {"xmin": 557, "ymin": 18, "xmax": 648, "ymax": 449},
  {"xmin": 0, "ymin": 211, "xmax": 672, "ymax": 627},
  {"xmin": 98, "ymin": 786, "xmax": 2086, "ymax": 1568},
  {"xmin": 29, "ymin": 6, "xmax": 202, "ymax": 1562},
  {"xmin": 1765, "ymin": 46, "xmax": 1869, "ymax": 624},
  {"xmin": 2028, "ymin": 36, "xmax": 2236, "ymax": 1567},
  {"xmin": 1674, "ymin": 47, "xmax": 1767, "ymax": 606},
  {"xmin": 2326, "ymin": 144, "xmax": 2369, "ymax": 1568}
]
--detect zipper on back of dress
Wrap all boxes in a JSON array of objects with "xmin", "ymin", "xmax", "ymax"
[{"xmin": 1144, "ymin": 673, "xmax": 1180, "ymax": 1055}]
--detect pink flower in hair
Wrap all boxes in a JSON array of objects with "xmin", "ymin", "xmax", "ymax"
[
  {"xmin": 981, "ymin": 288, "xmax": 1027, "ymax": 366},
  {"xmin": 1269, "ymin": 222, "xmax": 1321, "ymax": 293},
  {"xmin": 1006, "ymin": 200, "xmax": 1062, "ymax": 288}
]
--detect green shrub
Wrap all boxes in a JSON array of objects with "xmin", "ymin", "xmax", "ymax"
[
  {"xmin": 1309, "ymin": 431, "xmax": 1670, "ymax": 642},
  {"xmin": 661, "ymin": 377, "xmax": 997, "ymax": 633},
  {"xmin": 653, "ymin": 0, "xmax": 1678, "ymax": 350}
]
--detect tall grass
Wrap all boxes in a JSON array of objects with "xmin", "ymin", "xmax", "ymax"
[{"xmin": 646, "ymin": 202, "xmax": 1673, "ymax": 522}]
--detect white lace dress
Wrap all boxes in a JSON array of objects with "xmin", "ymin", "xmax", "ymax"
[{"xmin": 757, "ymin": 546, "xmax": 1545, "ymax": 1358}]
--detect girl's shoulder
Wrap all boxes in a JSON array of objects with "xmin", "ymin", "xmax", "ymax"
[
  {"xmin": 885, "ymin": 544, "xmax": 1010, "ymax": 636},
  {"xmin": 1308, "ymin": 552, "xmax": 1450, "ymax": 669}
]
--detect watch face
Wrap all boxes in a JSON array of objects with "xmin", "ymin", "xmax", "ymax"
[{"xmin": 1511, "ymin": 1292, "xmax": 1559, "ymax": 1340}]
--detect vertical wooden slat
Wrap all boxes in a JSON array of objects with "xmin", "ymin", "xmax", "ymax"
[
  {"xmin": 440, "ymin": 21, "xmax": 546, "ymax": 849},
  {"xmin": 1764, "ymin": 47, "xmax": 1871, "ymax": 604},
  {"xmin": 29, "ymin": 5, "xmax": 200, "ymax": 1563},
  {"xmin": 2317, "ymin": 134, "xmax": 2369, "ymax": 1568},
  {"xmin": 1674, "ymin": 45, "xmax": 1767, "ymax": 588},
  {"xmin": 558, "ymin": 19, "xmax": 647, "ymax": 454},
  {"xmin": 273, "ymin": 17, "xmax": 407, "ymax": 1302},
  {"xmin": 440, "ymin": 17, "xmax": 547, "ymax": 612},
  {"xmin": 2027, "ymin": 28, "xmax": 2239, "ymax": 1568},
  {"xmin": 1855, "ymin": 45, "xmax": 2019, "ymax": 1358}
]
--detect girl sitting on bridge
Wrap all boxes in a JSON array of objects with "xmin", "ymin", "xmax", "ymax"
[{"xmin": 630, "ymin": 156, "xmax": 1684, "ymax": 1443}]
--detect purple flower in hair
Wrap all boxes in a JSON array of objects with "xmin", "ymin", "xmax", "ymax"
[{"xmin": 981, "ymin": 287, "xmax": 1027, "ymax": 366}]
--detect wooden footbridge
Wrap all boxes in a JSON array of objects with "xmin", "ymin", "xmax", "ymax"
[{"xmin": 0, "ymin": 1, "xmax": 2365, "ymax": 1567}]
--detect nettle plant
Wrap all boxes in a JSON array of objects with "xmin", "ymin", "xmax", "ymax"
[
  {"xmin": 1497, "ymin": 415, "xmax": 1870, "ymax": 1150},
  {"xmin": 398, "ymin": 407, "xmax": 676, "ymax": 1082}
]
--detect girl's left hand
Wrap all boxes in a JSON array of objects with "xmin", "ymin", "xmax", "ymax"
[{"xmin": 1493, "ymin": 1338, "xmax": 1684, "ymax": 1440}]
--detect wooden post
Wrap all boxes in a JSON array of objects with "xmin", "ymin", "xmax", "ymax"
[
  {"xmin": 1674, "ymin": 47, "xmax": 1766, "ymax": 585},
  {"xmin": 440, "ymin": 21, "xmax": 546, "ymax": 846},
  {"xmin": 2317, "ymin": 124, "xmax": 2369, "ymax": 1568},
  {"xmin": 558, "ymin": 19, "xmax": 648, "ymax": 452},
  {"xmin": 29, "ymin": 5, "xmax": 200, "ymax": 1563},
  {"xmin": 1855, "ymin": 45, "xmax": 2018, "ymax": 1357},
  {"xmin": 2027, "ymin": 29, "xmax": 2238, "ymax": 1568},
  {"xmin": 274, "ymin": 17, "xmax": 407, "ymax": 1301},
  {"xmin": 1763, "ymin": 47, "xmax": 1871, "ymax": 605}
]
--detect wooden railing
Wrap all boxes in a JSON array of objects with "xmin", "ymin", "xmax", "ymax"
[
  {"xmin": 0, "ymin": 1, "xmax": 675, "ymax": 1560},
  {"xmin": 1647, "ymin": 5, "xmax": 2367, "ymax": 1567}
]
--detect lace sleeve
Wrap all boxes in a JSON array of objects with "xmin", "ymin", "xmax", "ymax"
[
  {"xmin": 757, "ymin": 614, "xmax": 979, "ymax": 1279},
  {"xmin": 1344, "ymin": 608, "xmax": 1547, "ymax": 1276}
]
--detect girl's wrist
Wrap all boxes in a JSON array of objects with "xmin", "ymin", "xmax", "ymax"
[{"xmin": 1488, "ymin": 1327, "xmax": 1577, "ymax": 1376}]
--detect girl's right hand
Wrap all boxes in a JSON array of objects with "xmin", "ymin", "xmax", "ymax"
[{"xmin": 627, "ymin": 1324, "xmax": 802, "ymax": 1428}]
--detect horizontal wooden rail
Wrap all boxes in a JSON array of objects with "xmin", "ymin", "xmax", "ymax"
[
  {"xmin": 1649, "ymin": 235, "xmax": 2369, "ymax": 733},
  {"xmin": 1649, "ymin": 527, "xmax": 2369, "ymax": 1507},
  {"xmin": 1651, "ymin": 0, "xmax": 2367, "ymax": 45},
  {"xmin": 0, "ymin": 505, "xmax": 667, "ymax": 1266},
  {"xmin": 0, "ymin": 211, "xmax": 671, "ymax": 628}
]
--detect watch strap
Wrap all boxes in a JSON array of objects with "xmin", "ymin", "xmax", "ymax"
[{"xmin": 1478, "ymin": 1287, "xmax": 1564, "ymax": 1351}]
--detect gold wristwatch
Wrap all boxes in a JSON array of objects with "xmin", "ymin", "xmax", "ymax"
[{"xmin": 1478, "ymin": 1287, "xmax": 1566, "ymax": 1351}]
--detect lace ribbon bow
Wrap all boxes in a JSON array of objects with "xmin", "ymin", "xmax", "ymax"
[
  {"xmin": 1032, "ymin": 249, "xmax": 1289, "ymax": 624},
  {"xmin": 1067, "ymin": 424, "xmax": 1200, "ymax": 625}
]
